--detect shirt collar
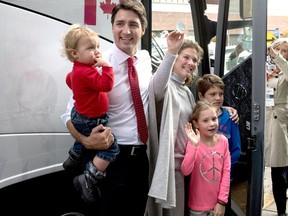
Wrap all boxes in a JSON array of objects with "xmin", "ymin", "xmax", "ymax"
[{"xmin": 112, "ymin": 44, "xmax": 139, "ymax": 64}]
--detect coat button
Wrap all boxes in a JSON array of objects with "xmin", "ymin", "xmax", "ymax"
[
  {"xmin": 274, "ymin": 88, "xmax": 276, "ymax": 91},
  {"xmin": 274, "ymin": 115, "xmax": 277, "ymax": 119}
]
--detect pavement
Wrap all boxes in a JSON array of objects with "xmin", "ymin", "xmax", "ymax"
[{"xmin": 262, "ymin": 167, "xmax": 287, "ymax": 216}]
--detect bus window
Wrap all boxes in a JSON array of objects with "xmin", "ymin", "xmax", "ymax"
[
  {"xmin": 152, "ymin": 0, "xmax": 195, "ymax": 57},
  {"xmin": 224, "ymin": 0, "xmax": 252, "ymax": 74}
]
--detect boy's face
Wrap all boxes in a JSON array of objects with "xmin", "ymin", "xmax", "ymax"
[
  {"xmin": 74, "ymin": 35, "xmax": 100, "ymax": 66},
  {"xmin": 199, "ymin": 86, "xmax": 224, "ymax": 111}
]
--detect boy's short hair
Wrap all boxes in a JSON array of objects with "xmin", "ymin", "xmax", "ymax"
[{"xmin": 196, "ymin": 73, "xmax": 224, "ymax": 96}]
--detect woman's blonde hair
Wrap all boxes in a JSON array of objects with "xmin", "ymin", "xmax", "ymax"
[{"xmin": 272, "ymin": 38, "xmax": 288, "ymax": 49}]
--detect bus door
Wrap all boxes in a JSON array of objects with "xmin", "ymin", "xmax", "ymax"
[{"xmin": 206, "ymin": 0, "xmax": 267, "ymax": 215}]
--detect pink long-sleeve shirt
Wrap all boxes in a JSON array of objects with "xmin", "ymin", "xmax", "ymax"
[{"xmin": 181, "ymin": 134, "xmax": 231, "ymax": 211}]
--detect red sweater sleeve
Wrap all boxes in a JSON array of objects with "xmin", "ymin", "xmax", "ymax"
[{"xmin": 84, "ymin": 66, "xmax": 114, "ymax": 92}]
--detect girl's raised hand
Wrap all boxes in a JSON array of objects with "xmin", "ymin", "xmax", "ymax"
[{"xmin": 185, "ymin": 122, "xmax": 200, "ymax": 146}]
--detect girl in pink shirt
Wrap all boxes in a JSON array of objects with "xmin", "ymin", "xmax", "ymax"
[{"xmin": 181, "ymin": 101, "xmax": 231, "ymax": 216}]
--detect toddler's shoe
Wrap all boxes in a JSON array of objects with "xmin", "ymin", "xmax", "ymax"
[{"xmin": 73, "ymin": 161, "xmax": 105, "ymax": 203}]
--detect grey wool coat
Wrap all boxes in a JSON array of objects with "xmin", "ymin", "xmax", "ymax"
[{"xmin": 146, "ymin": 53, "xmax": 195, "ymax": 216}]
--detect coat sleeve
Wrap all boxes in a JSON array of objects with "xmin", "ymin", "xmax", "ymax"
[
  {"xmin": 150, "ymin": 52, "xmax": 176, "ymax": 101},
  {"xmin": 273, "ymin": 53, "xmax": 288, "ymax": 81}
]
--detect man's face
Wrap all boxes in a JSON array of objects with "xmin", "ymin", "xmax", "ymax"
[{"xmin": 112, "ymin": 9, "xmax": 145, "ymax": 56}]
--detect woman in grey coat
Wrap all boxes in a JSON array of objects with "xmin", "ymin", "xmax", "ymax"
[{"xmin": 265, "ymin": 38, "xmax": 288, "ymax": 216}]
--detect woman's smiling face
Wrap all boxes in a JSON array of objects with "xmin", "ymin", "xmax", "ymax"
[{"xmin": 172, "ymin": 47, "xmax": 199, "ymax": 81}]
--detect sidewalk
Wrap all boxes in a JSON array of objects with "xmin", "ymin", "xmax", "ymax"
[{"xmin": 262, "ymin": 167, "xmax": 288, "ymax": 216}]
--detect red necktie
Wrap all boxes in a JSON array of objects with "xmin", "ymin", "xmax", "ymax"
[{"xmin": 127, "ymin": 57, "xmax": 148, "ymax": 144}]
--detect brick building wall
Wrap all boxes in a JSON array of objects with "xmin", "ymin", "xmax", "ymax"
[
  {"xmin": 152, "ymin": 10, "xmax": 288, "ymax": 38},
  {"xmin": 152, "ymin": 11, "xmax": 193, "ymax": 32}
]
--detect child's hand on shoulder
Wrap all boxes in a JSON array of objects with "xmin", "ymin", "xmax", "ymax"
[{"xmin": 185, "ymin": 122, "xmax": 200, "ymax": 147}]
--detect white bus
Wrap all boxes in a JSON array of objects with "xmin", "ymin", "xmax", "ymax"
[{"xmin": 0, "ymin": 1, "xmax": 113, "ymax": 215}]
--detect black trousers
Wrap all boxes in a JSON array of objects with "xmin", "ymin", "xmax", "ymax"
[
  {"xmin": 271, "ymin": 166, "xmax": 288, "ymax": 215},
  {"xmin": 84, "ymin": 145, "xmax": 149, "ymax": 216}
]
